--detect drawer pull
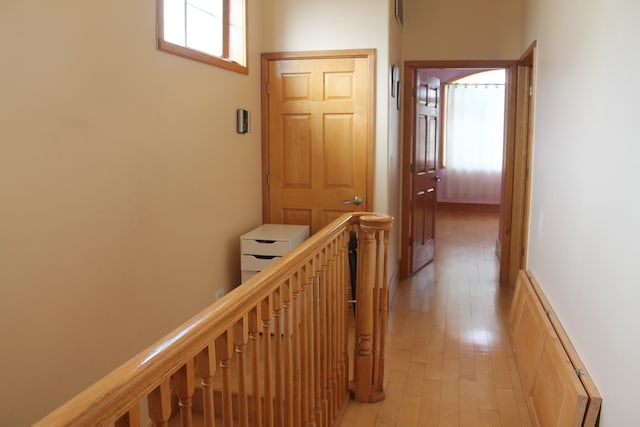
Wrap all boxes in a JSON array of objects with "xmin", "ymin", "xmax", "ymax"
[
  {"xmin": 256, "ymin": 239, "xmax": 276, "ymax": 244},
  {"xmin": 253, "ymin": 255, "xmax": 277, "ymax": 260}
]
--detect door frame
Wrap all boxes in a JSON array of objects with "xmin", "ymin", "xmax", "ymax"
[
  {"xmin": 400, "ymin": 57, "xmax": 534, "ymax": 285},
  {"xmin": 260, "ymin": 49, "xmax": 376, "ymax": 225},
  {"xmin": 504, "ymin": 42, "xmax": 537, "ymax": 285}
]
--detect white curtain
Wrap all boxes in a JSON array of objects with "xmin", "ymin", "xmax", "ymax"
[{"xmin": 445, "ymin": 83, "xmax": 505, "ymax": 202}]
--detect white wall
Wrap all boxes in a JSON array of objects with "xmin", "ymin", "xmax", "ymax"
[
  {"xmin": 0, "ymin": 1, "xmax": 264, "ymax": 424},
  {"xmin": 262, "ymin": 0, "xmax": 402, "ymax": 274},
  {"xmin": 522, "ymin": 0, "xmax": 640, "ymax": 425}
]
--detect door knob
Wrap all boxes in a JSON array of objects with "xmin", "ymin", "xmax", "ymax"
[
  {"xmin": 433, "ymin": 175, "xmax": 442, "ymax": 182},
  {"xmin": 343, "ymin": 195, "xmax": 363, "ymax": 206}
]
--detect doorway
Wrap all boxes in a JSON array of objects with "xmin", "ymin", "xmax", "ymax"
[
  {"xmin": 260, "ymin": 50, "xmax": 375, "ymax": 234},
  {"xmin": 400, "ymin": 53, "xmax": 536, "ymax": 286}
]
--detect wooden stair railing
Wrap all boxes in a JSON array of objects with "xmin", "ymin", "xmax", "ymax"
[{"xmin": 34, "ymin": 213, "xmax": 393, "ymax": 427}]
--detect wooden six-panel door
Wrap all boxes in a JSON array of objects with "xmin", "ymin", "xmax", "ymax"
[
  {"xmin": 263, "ymin": 52, "xmax": 374, "ymax": 234},
  {"xmin": 410, "ymin": 73, "xmax": 441, "ymax": 274}
]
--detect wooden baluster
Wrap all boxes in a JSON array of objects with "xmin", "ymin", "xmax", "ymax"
[
  {"xmin": 332, "ymin": 236, "xmax": 344, "ymax": 416},
  {"xmin": 334, "ymin": 234, "xmax": 343, "ymax": 413},
  {"xmin": 261, "ymin": 296, "xmax": 274, "ymax": 427},
  {"xmin": 354, "ymin": 217, "xmax": 376, "ymax": 403},
  {"xmin": 300, "ymin": 263, "xmax": 314, "ymax": 427},
  {"xmin": 215, "ymin": 330, "xmax": 235, "ymax": 427},
  {"xmin": 334, "ymin": 233, "xmax": 347, "ymax": 414},
  {"xmin": 377, "ymin": 225, "xmax": 392, "ymax": 394},
  {"xmin": 147, "ymin": 380, "xmax": 172, "ymax": 427},
  {"xmin": 312, "ymin": 254, "xmax": 323, "ymax": 427},
  {"xmin": 291, "ymin": 271, "xmax": 302, "ymax": 427},
  {"xmin": 326, "ymin": 241, "xmax": 336, "ymax": 423},
  {"xmin": 234, "ymin": 316, "xmax": 250, "ymax": 427},
  {"xmin": 322, "ymin": 252, "xmax": 330, "ymax": 426},
  {"xmin": 195, "ymin": 344, "xmax": 217, "ymax": 427},
  {"xmin": 115, "ymin": 404, "xmax": 141, "ymax": 427},
  {"xmin": 344, "ymin": 229, "xmax": 352, "ymax": 392},
  {"xmin": 248, "ymin": 306, "xmax": 263, "ymax": 427},
  {"xmin": 174, "ymin": 360, "xmax": 196, "ymax": 427},
  {"xmin": 273, "ymin": 287, "xmax": 284, "ymax": 427},
  {"xmin": 353, "ymin": 214, "xmax": 393, "ymax": 403},
  {"xmin": 372, "ymin": 229, "xmax": 382, "ymax": 389},
  {"xmin": 282, "ymin": 278, "xmax": 294, "ymax": 427},
  {"xmin": 339, "ymin": 231, "xmax": 350, "ymax": 398},
  {"xmin": 352, "ymin": 224, "xmax": 361, "ymax": 385}
]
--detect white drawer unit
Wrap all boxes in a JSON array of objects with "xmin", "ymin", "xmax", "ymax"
[{"xmin": 240, "ymin": 224, "xmax": 310, "ymax": 283}]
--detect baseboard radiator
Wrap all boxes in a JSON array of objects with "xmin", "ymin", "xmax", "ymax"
[{"xmin": 509, "ymin": 271, "xmax": 602, "ymax": 427}]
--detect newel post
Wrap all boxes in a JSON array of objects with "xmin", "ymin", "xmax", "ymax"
[{"xmin": 353, "ymin": 213, "xmax": 393, "ymax": 403}]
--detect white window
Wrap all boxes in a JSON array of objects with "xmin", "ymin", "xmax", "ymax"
[
  {"xmin": 443, "ymin": 69, "xmax": 506, "ymax": 202},
  {"xmin": 157, "ymin": 0, "xmax": 247, "ymax": 74}
]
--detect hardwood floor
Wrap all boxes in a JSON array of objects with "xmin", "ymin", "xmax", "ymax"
[{"xmin": 339, "ymin": 211, "xmax": 532, "ymax": 427}]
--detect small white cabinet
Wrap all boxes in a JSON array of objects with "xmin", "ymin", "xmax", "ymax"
[{"xmin": 240, "ymin": 224, "xmax": 309, "ymax": 282}]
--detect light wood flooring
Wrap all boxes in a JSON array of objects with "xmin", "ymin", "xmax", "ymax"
[{"xmin": 339, "ymin": 211, "xmax": 532, "ymax": 427}]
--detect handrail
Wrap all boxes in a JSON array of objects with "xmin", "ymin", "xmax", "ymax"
[{"xmin": 34, "ymin": 212, "xmax": 393, "ymax": 427}]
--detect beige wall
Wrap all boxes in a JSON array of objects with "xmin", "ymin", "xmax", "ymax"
[
  {"xmin": 388, "ymin": 3, "xmax": 404, "ymax": 267},
  {"xmin": 0, "ymin": 1, "xmax": 264, "ymax": 424},
  {"xmin": 403, "ymin": 0, "xmax": 523, "ymax": 60},
  {"xmin": 522, "ymin": 0, "xmax": 640, "ymax": 425}
]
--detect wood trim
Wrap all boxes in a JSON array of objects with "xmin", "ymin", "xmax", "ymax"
[
  {"xmin": 260, "ymin": 49, "xmax": 377, "ymax": 223},
  {"xmin": 222, "ymin": 0, "xmax": 230, "ymax": 58},
  {"xmin": 366, "ymin": 51, "xmax": 377, "ymax": 214},
  {"xmin": 506, "ymin": 65, "xmax": 532, "ymax": 285},
  {"xmin": 405, "ymin": 60, "xmax": 516, "ymax": 69},
  {"xmin": 399, "ymin": 64, "xmax": 417, "ymax": 278},
  {"xmin": 519, "ymin": 40, "xmax": 538, "ymax": 66},
  {"xmin": 261, "ymin": 49, "xmax": 376, "ymax": 61},
  {"xmin": 501, "ymin": 43, "xmax": 538, "ymax": 285},
  {"xmin": 498, "ymin": 65, "xmax": 518, "ymax": 286},
  {"xmin": 260, "ymin": 55, "xmax": 271, "ymax": 224},
  {"xmin": 436, "ymin": 202, "xmax": 500, "ymax": 214},
  {"xmin": 157, "ymin": 40, "xmax": 249, "ymax": 74},
  {"xmin": 439, "ymin": 85, "xmax": 448, "ymax": 169},
  {"xmin": 520, "ymin": 44, "xmax": 537, "ymax": 270}
]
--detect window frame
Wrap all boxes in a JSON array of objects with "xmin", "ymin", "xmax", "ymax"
[{"xmin": 156, "ymin": 0, "xmax": 248, "ymax": 74}]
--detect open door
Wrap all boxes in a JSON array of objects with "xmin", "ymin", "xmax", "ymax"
[
  {"xmin": 402, "ymin": 71, "xmax": 441, "ymax": 276},
  {"xmin": 499, "ymin": 44, "xmax": 537, "ymax": 285}
]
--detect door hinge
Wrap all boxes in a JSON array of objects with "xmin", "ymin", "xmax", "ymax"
[
  {"xmin": 521, "ymin": 247, "xmax": 525, "ymax": 257},
  {"xmin": 412, "ymin": 88, "xmax": 417, "ymax": 98},
  {"xmin": 410, "ymin": 163, "xmax": 415, "ymax": 173},
  {"xmin": 529, "ymin": 85, "xmax": 533, "ymax": 97},
  {"xmin": 525, "ymin": 167, "xmax": 530, "ymax": 178},
  {"xmin": 409, "ymin": 237, "xmax": 413, "ymax": 247},
  {"xmin": 266, "ymin": 173, "xmax": 270, "ymax": 186},
  {"xmin": 266, "ymin": 82, "xmax": 270, "ymax": 96}
]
